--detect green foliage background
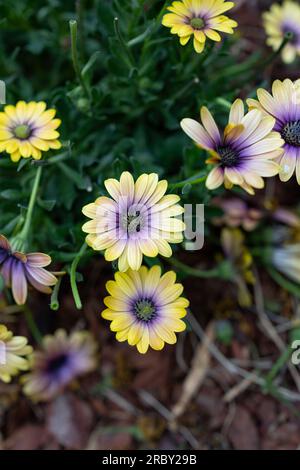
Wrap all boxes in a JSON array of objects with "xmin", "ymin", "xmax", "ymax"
[{"xmin": 0, "ymin": 0, "xmax": 271, "ymax": 263}]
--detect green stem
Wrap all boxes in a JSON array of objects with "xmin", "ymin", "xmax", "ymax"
[
  {"xmin": 24, "ymin": 305, "xmax": 43, "ymax": 344},
  {"xmin": 167, "ymin": 257, "xmax": 230, "ymax": 279},
  {"xmin": 267, "ymin": 267, "xmax": 300, "ymax": 298},
  {"xmin": 70, "ymin": 242, "xmax": 87, "ymax": 310},
  {"xmin": 262, "ymin": 32, "xmax": 293, "ymax": 69},
  {"xmin": 172, "ymin": 77, "xmax": 200, "ymax": 102},
  {"xmin": 216, "ymin": 97, "xmax": 232, "ymax": 110},
  {"xmin": 12, "ymin": 165, "xmax": 42, "ymax": 251},
  {"xmin": 265, "ymin": 346, "xmax": 292, "ymax": 388},
  {"xmin": 169, "ymin": 174, "xmax": 206, "ymax": 190},
  {"xmin": 69, "ymin": 20, "xmax": 91, "ymax": 100},
  {"xmin": 50, "ymin": 276, "xmax": 62, "ymax": 311},
  {"xmin": 157, "ymin": 0, "xmax": 169, "ymax": 23},
  {"xmin": 76, "ymin": 0, "xmax": 85, "ymax": 61},
  {"xmin": 114, "ymin": 17, "xmax": 136, "ymax": 69}
]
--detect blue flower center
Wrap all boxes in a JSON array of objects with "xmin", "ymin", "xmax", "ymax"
[
  {"xmin": 218, "ymin": 145, "xmax": 238, "ymax": 167},
  {"xmin": 14, "ymin": 124, "xmax": 31, "ymax": 140},
  {"xmin": 134, "ymin": 299, "xmax": 156, "ymax": 322},
  {"xmin": 281, "ymin": 120, "xmax": 300, "ymax": 147},
  {"xmin": 46, "ymin": 353, "xmax": 69, "ymax": 375}
]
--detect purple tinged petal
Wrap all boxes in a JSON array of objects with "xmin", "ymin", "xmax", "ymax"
[
  {"xmin": 26, "ymin": 252, "xmax": 52, "ymax": 268},
  {"xmin": 1, "ymin": 257, "xmax": 13, "ymax": 286},
  {"xmin": 11, "ymin": 259, "xmax": 28, "ymax": 305},
  {"xmin": 25, "ymin": 269, "xmax": 52, "ymax": 294},
  {"xmin": 25, "ymin": 265, "xmax": 57, "ymax": 287}
]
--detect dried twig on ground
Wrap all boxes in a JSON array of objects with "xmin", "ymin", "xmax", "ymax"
[
  {"xmin": 188, "ymin": 311, "xmax": 300, "ymax": 402},
  {"xmin": 171, "ymin": 322, "xmax": 214, "ymax": 422},
  {"xmin": 253, "ymin": 267, "xmax": 300, "ymax": 392}
]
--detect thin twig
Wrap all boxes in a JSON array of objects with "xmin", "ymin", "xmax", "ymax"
[
  {"xmin": 253, "ymin": 266, "xmax": 300, "ymax": 392},
  {"xmin": 138, "ymin": 390, "xmax": 200, "ymax": 449},
  {"xmin": 188, "ymin": 311, "xmax": 300, "ymax": 402}
]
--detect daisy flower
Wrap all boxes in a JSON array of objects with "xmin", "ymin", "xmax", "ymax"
[
  {"xmin": 181, "ymin": 99, "xmax": 284, "ymax": 194},
  {"xmin": 0, "ymin": 234, "xmax": 57, "ymax": 305},
  {"xmin": 162, "ymin": 0, "xmax": 237, "ymax": 53},
  {"xmin": 0, "ymin": 101, "xmax": 61, "ymax": 162},
  {"xmin": 82, "ymin": 172, "xmax": 185, "ymax": 272},
  {"xmin": 213, "ymin": 197, "xmax": 262, "ymax": 231},
  {"xmin": 22, "ymin": 329, "xmax": 98, "ymax": 402},
  {"xmin": 102, "ymin": 266, "xmax": 189, "ymax": 354},
  {"xmin": 247, "ymin": 79, "xmax": 300, "ymax": 184},
  {"xmin": 272, "ymin": 244, "xmax": 300, "ymax": 285},
  {"xmin": 263, "ymin": 1, "xmax": 300, "ymax": 64},
  {"xmin": 0, "ymin": 325, "xmax": 32, "ymax": 383}
]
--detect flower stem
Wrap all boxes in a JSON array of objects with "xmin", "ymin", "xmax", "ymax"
[
  {"xmin": 167, "ymin": 257, "xmax": 233, "ymax": 280},
  {"xmin": 262, "ymin": 32, "xmax": 293, "ymax": 68},
  {"xmin": 157, "ymin": 0, "xmax": 168, "ymax": 20},
  {"xmin": 216, "ymin": 97, "xmax": 232, "ymax": 110},
  {"xmin": 50, "ymin": 276, "xmax": 62, "ymax": 311},
  {"xmin": 114, "ymin": 17, "xmax": 136, "ymax": 69},
  {"xmin": 70, "ymin": 242, "xmax": 87, "ymax": 310},
  {"xmin": 169, "ymin": 174, "xmax": 206, "ymax": 190},
  {"xmin": 69, "ymin": 19, "xmax": 91, "ymax": 100},
  {"xmin": 24, "ymin": 305, "xmax": 43, "ymax": 344},
  {"xmin": 267, "ymin": 267, "xmax": 300, "ymax": 298},
  {"xmin": 12, "ymin": 165, "xmax": 42, "ymax": 251}
]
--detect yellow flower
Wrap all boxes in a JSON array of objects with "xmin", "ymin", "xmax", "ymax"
[
  {"xmin": 162, "ymin": 0, "xmax": 237, "ymax": 53},
  {"xmin": 82, "ymin": 172, "xmax": 185, "ymax": 272},
  {"xmin": 0, "ymin": 101, "xmax": 62, "ymax": 162},
  {"xmin": 102, "ymin": 266, "xmax": 189, "ymax": 354},
  {"xmin": 0, "ymin": 324, "xmax": 32, "ymax": 383},
  {"xmin": 263, "ymin": 1, "xmax": 300, "ymax": 64}
]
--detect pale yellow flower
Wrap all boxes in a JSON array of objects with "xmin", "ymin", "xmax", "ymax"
[{"xmin": 0, "ymin": 101, "xmax": 61, "ymax": 162}]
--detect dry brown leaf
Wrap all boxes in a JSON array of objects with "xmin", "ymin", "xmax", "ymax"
[{"xmin": 46, "ymin": 393, "xmax": 93, "ymax": 449}]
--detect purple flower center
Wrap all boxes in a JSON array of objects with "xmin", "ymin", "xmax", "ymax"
[
  {"xmin": 134, "ymin": 299, "xmax": 156, "ymax": 322},
  {"xmin": 218, "ymin": 145, "xmax": 238, "ymax": 167},
  {"xmin": 282, "ymin": 25, "xmax": 299, "ymax": 45},
  {"xmin": 0, "ymin": 248, "xmax": 8, "ymax": 264},
  {"xmin": 46, "ymin": 353, "xmax": 69, "ymax": 375},
  {"xmin": 281, "ymin": 120, "xmax": 300, "ymax": 147},
  {"xmin": 121, "ymin": 209, "xmax": 145, "ymax": 234}
]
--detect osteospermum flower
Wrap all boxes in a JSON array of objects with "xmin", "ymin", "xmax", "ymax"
[
  {"xmin": 0, "ymin": 325, "xmax": 32, "ymax": 383},
  {"xmin": 0, "ymin": 101, "xmax": 61, "ymax": 162},
  {"xmin": 22, "ymin": 329, "xmax": 97, "ymax": 402},
  {"xmin": 272, "ymin": 244, "xmax": 300, "ymax": 284},
  {"xmin": 247, "ymin": 79, "xmax": 300, "ymax": 184},
  {"xmin": 263, "ymin": 1, "xmax": 300, "ymax": 64},
  {"xmin": 162, "ymin": 0, "xmax": 237, "ymax": 53},
  {"xmin": 181, "ymin": 99, "xmax": 284, "ymax": 194},
  {"xmin": 102, "ymin": 266, "xmax": 189, "ymax": 354},
  {"xmin": 0, "ymin": 234, "xmax": 57, "ymax": 305},
  {"xmin": 213, "ymin": 197, "xmax": 262, "ymax": 231},
  {"xmin": 82, "ymin": 172, "xmax": 185, "ymax": 272}
]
